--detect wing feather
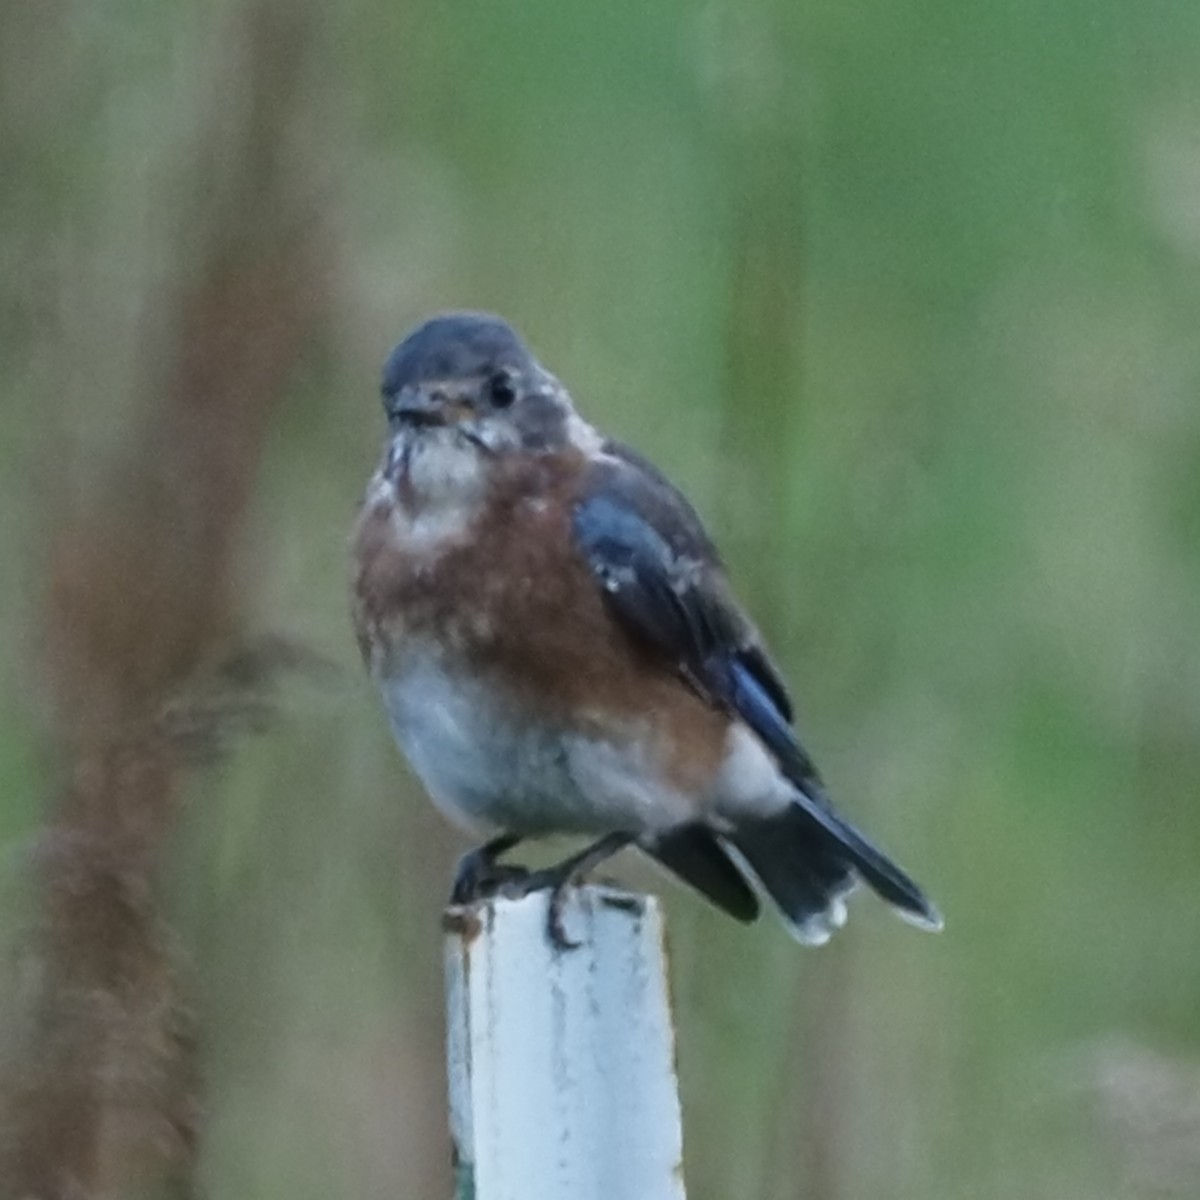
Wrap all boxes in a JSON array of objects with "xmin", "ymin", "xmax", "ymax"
[
  {"xmin": 572, "ymin": 443, "xmax": 814, "ymax": 782},
  {"xmin": 571, "ymin": 443, "xmax": 942, "ymax": 933}
]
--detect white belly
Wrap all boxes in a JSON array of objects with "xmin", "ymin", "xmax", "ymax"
[{"xmin": 380, "ymin": 647, "xmax": 696, "ymax": 838}]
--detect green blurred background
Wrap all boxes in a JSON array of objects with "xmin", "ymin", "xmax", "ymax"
[{"xmin": 3, "ymin": 0, "xmax": 1200, "ymax": 1197}]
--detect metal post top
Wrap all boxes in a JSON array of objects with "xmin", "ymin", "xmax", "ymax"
[{"xmin": 445, "ymin": 886, "xmax": 687, "ymax": 1200}]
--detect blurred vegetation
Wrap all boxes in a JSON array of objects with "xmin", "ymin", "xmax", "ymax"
[{"xmin": 2, "ymin": 0, "xmax": 1200, "ymax": 1197}]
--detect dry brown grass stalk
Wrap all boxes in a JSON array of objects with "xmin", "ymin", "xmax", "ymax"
[{"xmin": 0, "ymin": 2, "xmax": 332, "ymax": 1196}]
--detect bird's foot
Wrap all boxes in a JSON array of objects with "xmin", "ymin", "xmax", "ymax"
[
  {"xmin": 450, "ymin": 834, "xmax": 526, "ymax": 905},
  {"xmin": 502, "ymin": 866, "xmax": 582, "ymax": 950},
  {"xmin": 501, "ymin": 832, "xmax": 635, "ymax": 951}
]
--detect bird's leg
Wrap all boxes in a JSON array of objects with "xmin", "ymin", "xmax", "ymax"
[
  {"xmin": 450, "ymin": 832, "xmax": 527, "ymax": 905},
  {"xmin": 508, "ymin": 831, "xmax": 635, "ymax": 950}
]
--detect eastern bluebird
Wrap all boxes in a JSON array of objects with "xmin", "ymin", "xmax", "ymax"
[{"xmin": 352, "ymin": 312, "xmax": 942, "ymax": 947}]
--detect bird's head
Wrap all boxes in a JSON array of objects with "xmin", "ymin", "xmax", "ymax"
[{"xmin": 380, "ymin": 312, "xmax": 587, "ymax": 469}]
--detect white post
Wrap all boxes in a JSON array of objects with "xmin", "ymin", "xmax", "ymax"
[{"xmin": 444, "ymin": 885, "xmax": 687, "ymax": 1200}]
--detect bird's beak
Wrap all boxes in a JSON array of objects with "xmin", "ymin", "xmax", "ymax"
[
  {"xmin": 386, "ymin": 383, "xmax": 476, "ymax": 428},
  {"xmin": 386, "ymin": 385, "xmax": 446, "ymax": 427}
]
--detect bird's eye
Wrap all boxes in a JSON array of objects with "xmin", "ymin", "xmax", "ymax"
[{"xmin": 488, "ymin": 369, "xmax": 518, "ymax": 409}]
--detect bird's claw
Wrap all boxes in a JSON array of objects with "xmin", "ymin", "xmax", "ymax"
[
  {"xmin": 454, "ymin": 832, "xmax": 632, "ymax": 950},
  {"xmin": 546, "ymin": 886, "xmax": 581, "ymax": 950},
  {"xmin": 450, "ymin": 842, "xmax": 528, "ymax": 905},
  {"xmin": 497, "ymin": 867, "xmax": 582, "ymax": 950}
]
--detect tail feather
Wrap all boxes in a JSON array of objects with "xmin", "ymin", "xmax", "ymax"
[
  {"xmin": 646, "ymin": 824, "xmax": 760, "ymax": 924},
  {"xmin": 793, "ymin": 786, "xmax": 943, "ymax": 929},
  {"xmin": 727, "ymin": 816, "xmax": 856, "ymax": 944},
  {"xmin": 729, "ymin": 799, "xmax": 943, "ymax": 943}
]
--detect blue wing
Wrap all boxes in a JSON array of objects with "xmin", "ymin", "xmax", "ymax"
[
  {"xmin": 571, "ymin": 444, "xmax": 821, "ymax": 790},
  {"xmin": 572, "ymin": 444, "xmax": 942, "ymax": 931}
]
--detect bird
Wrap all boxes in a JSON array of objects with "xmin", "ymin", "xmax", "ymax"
[{"xmin": 351, "ymin": 311, "xmax": 942, "ymax": 948}]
